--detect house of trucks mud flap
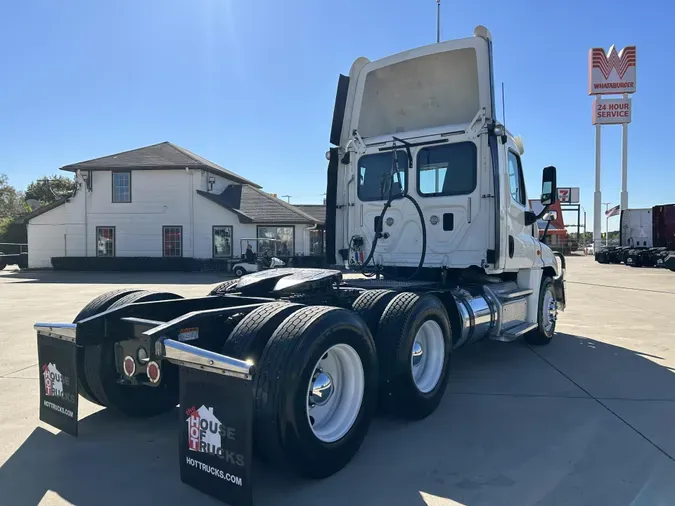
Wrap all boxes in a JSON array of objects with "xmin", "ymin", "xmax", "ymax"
[{"xmin": 34, "ymin": 313, "xmax": 255, "ymax": 506}]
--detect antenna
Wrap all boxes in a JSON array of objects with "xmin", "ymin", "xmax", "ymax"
[
  {"xmin": 436, "ymin": 0, "xmax": 441, "ymax": 43},
  {"xmin": 282, "ymin": 195, "xmax": 291, "ymax": 203},
  {"xmin": 501, "ymin": 82, "xmax": 506, "ymax": 127}
]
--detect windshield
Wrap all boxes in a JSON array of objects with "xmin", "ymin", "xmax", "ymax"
[{"xmin": 357, "ymin": 150, "xmax": 408, "ymax": 202}]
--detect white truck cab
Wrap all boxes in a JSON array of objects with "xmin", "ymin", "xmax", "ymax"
[{"xmin": 328, "ymin": 26, "xmax": 561, "ymax": 281}]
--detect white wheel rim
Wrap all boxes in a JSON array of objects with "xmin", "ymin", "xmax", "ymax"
[
  {"xmin": 306, "ymin": 343, "xmax": 364, "ymax": 443},
  {"xmin": 543, "ymin": 288, "xmax": 557, "ymax": 333},
  {"xmin": 411, "ymin": 320, "xmax": 445, "ymax": 393}
]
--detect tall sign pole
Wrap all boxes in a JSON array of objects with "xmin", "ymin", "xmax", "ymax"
[
  {"xmin": 621, "ymin": 93, "xmax": 629, "ymax": 210},
  {"xmin": 594, "ymin": 105, "xmax": 602, "ymax": 252},
  {"xmin": 588, "ymin": 45, "xmax": 637, "ymax": 250}
]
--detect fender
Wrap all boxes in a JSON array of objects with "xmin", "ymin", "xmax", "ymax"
[{"xmin": 538, "ymin": 243, "xmax": 566, "ymax": 310}]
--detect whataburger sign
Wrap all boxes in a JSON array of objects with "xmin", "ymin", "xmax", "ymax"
[
  {"xmin": 589, "ymin": 45, "xmax": 636, "ymax": 125},
  {"xmin": 588, "ymin": 45, "xmax": 636, "ymax": 95}
]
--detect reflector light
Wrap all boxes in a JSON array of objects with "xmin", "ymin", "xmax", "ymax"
[
  {"xmin": 147, "ymin": 361, "xmax": 161, "ymax": 384},
  {"xmin": 123, "ymin": 356, "xmax": 136, "ymax": 377}
]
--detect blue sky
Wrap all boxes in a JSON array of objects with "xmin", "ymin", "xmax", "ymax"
[{"xmin": 1, "ymin": 0, "xmax": 671, "ymax": 231}]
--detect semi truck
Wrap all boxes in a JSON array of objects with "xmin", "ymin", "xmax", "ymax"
[
  {"xmin": 33, "ymin": 26, "xmax": 567, "ymax": 505},
  {"xmin": 595, "ymin": 204, "xmax": 675, "ymax": 270}
]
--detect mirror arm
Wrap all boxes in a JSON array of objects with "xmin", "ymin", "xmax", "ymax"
[
  {"xmin": 525, "ymin": 203, "xmax": 552, "ymax": 226},
  {"xmin": 541, "ymin": 219, "xmax": 552, "ymax": 245}
]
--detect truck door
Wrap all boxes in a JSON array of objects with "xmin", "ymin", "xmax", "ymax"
[
  {"xmin": 354, "ymin": 149, "xmax": 411, "ymax": 266},
  {"xmin": 504, "ymin": 148, "xmax": 536, "ymax": 269}
]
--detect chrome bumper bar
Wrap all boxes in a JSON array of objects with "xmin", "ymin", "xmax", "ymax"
[
  {"xmin": 159, "ymin": 339, "xmax": 254, "ymax": 380},
  {"xmin": 34, "ymin": 323, "xmax": 77, "ymax": 343}
]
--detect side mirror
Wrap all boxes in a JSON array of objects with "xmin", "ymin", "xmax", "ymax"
[
  {"xmin": 540, "ymin": 166, "xmax": 557, "ymax": 206},
  {"xmin": 543, "ymin": 210, "xmax": 558, "ymax": 222}
]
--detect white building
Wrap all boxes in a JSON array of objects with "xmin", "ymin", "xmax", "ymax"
[{"xmin": 24, "ymin": 142, "xmax": 320, "ymax": 269}]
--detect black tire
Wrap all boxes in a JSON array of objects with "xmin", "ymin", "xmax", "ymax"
[
  {"xmin": 72, "ymin": 288, "xmax": 144, "ymax": 405},
  {"xmin": 233, "ymin": 266, "xmax": 246, "ymax": 277},
  {"xmin": 207, "ymin": 279, "xmax": 239, "ymax": 296},
  {"xmin": 375, "ymin": 292, "xmax": 452, "ymax": 420},
  {"xmin": 524, "ymin": 277, "xmax": 557, "ymax": 346},
  {"xmin": 0, "ymin": 261, "xmax": 6, "ymax": 271},
  {"xmin": 254, "ymin": 306, "xmax": 378, "ymax": 478},
  {"xmin": 83, "ymin": 290, "xmax": 183, "ymax": 417},
  {"xmin": 221, "ymin": 302, "xmax": 304, "ymax": 364},
  {"xmin": 351, "ymin": 289, "xmax": 397, "ymax": 336}
]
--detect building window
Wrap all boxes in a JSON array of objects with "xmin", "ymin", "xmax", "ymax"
[
  {"xmin": 309, "ymin": 229, "xmax": 324, "ymax": 256},
  {"xmin": 416, "ymin": 142, "xmax": 477, "ymax": 197},
  {"xmin": 357, "ymin": 151, "xmax": 408, "ymax": 202},
  {"xmin": 257, "ymin": 226, "xmax": 294, "ymax": 256},
  {"xmin": 507, "ymin": 151, "xmax": 526, "ymax": 206},
  {"xmin": 96, "ymin": 227, "xmax": 115, "ymax": 257},
  {"xmin": 213, "ymin": 226, "xmax": 233, "ymax": 258},
  {"xmin": 112, "ymin": 171, "xmax": 131, "ymax": 203},
  {"xmin": 163, "ymin": 226, "xmax": 182, "ymax": 257}
]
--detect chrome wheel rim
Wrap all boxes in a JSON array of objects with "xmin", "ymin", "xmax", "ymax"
[
  {"xmin": 543, "ymin": 288, "xmax": 557, "ymax": 333},
  {"xmin": 306, "ymin": 343, "xmax": 364, "ymax": 443},
  {"xmin": 411, "ymin": 320, "xmax": 445, "ymax": 393}
]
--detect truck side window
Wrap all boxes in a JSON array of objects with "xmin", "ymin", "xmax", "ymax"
[
  {"xmin": 507, "ymin": 151, "xmax": 526, "ymax": 206},
  {"xmin": 357, "ymin": 151, "xmax": 408, "ymax": 202},
  {"xmin": 417, "ymin": 142, "xmax": 477, "ymax": 197}
]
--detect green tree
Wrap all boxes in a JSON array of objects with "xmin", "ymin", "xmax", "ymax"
[
  {"xmin": 0, "ymin": 174, "xmax": 28, "ymax": 220},
  {"xmin": 25, "ymin": 174, "xmax": 76, "ymax": 205},
  {"xmin": 0, "ymin": 173, "xmax": 30, "ymax": 240}
]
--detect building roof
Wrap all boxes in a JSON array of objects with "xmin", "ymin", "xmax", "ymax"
[
  {"xmin": 197, "ymin": 185, "xmax": 319, "ymax": 224},
  {"xmin": 17, "ymin": 197, "xmax": 69, "ymax": 224},
  {"xmin": 294, "ymin": 205, "xmax": 326, "ymax": 224},
  {"xmin": 60, "ymin": 141, "xmax": 260, "ymax": 188}
]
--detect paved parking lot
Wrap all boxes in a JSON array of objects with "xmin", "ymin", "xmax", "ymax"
[{"xmin": 1, "ymin": 257, "xmax": 674, "ymax": 506}]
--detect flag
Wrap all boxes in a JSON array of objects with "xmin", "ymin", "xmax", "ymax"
[{"xmin": 605, "ymin": 205, "xmax": 620, "ymax": 217}]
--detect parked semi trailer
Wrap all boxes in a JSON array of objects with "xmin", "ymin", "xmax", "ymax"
[
  {"xmin": 596, "ymin": 205, "xmax": 675, "ymax": 271},
  {"xmin": 34, "ymin": 26, "xmax": 567, "ymax": 505}
]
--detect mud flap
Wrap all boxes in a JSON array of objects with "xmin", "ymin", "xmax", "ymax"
[
  {"xmin": 36, "ymin": 333, "xmax": 79, "ymax": 436},
  {"xmin": 178, "ymin": 366, "xmax": 253, "ymax": 506}
]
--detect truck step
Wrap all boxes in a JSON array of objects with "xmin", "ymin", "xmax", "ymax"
[{"xmin": 491, "ymin": 321, "xmax": 537, "ymax": 342}]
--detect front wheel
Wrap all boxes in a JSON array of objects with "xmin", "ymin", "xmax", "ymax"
[
  {"xmin": 233, "ymin": 266, "xmax": 246, "ymax": 277},
  {"xmin": 524, "ymin": 277, "xmax": 557, "ymax": 346}
]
